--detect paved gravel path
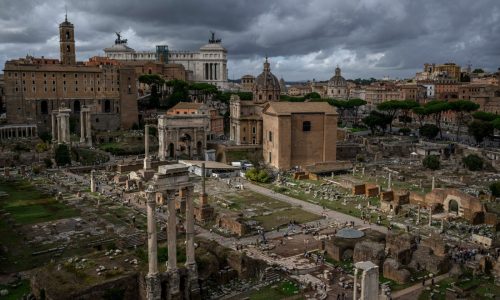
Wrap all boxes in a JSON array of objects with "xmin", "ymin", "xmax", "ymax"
[{"xmin": 243, "ymin": 181, "xmax": 388, "ymax": 234}]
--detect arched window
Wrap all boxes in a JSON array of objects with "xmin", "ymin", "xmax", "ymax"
[
  {"xmin": 41, "ymin": 100, "xmax": 48, "ymax": 115},
  {"xmin": 302, "ymin": 121, "xmax": 311, "ymax": 131},
  {"xmin": 104, "ymin": 100, "xmax": 111, "ymax": 113},
  {"xmin": 66, "ymin": 45, "xmax": 71, "ymax": 52},
  {"xmin": 66, "ymin": 31, "xmax": 70, "ymax": 40},
  {"xmin": 74, "ymin": 100, "xmax": 81, "ymax": 113}
]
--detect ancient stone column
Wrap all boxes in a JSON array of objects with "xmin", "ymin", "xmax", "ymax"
[
  {"xmin": 185, "ymin": 187, "xmax": 195, "ymax": 265},
  {"xmin": 166, "ymin": 190, "xmax": 180, "ymax": 298},
  {"xmin": 80, "ymin": 110, "xmax": 85, "ymax": 143},
  {"xmin": 56, "ymin": 114, "xmax": 62, "ymax": 144},
  {"xmin": 185, "ymin": 186, "xmax": 200, "ymax": 298},
  {"xmin": 416, "ymin": 205, "xmax": 420, "ymax": 224},
  {"xmin": 83, "ymin": 107, "xmax": 92, "ymax": 147},
  {"xmin": 90, "ymin": 170, "xmax": 96, "ymax": 193},
  {"xmin": 388, "ymin": 173, "xmax": 392, "ymax": 191},
  {"xmin": 428, "ymin": 207, "xmax": 432, "ymax": 226},
  {"xmin": 144, "ymin": 125, "xmax": 151, "ymax": 170},
  {"xmin": 158, "ymin": 116, "xmax": 166, "ymax": 161},
  {"xmin": 145, "ymin": 185, "xmax": 161, "ymax": 300},
  {"xmin": 431, "ymin": 176, "xmax": 435, "ymax": 191},
  {"xmin": 353, "ymin": 267, "xmax": 358, "ymax": 300}
]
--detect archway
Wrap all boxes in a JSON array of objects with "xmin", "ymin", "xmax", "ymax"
[
  {"xmin": 41, "ymin": 100, "xmax": 48, "ymax": 115},
  {"xmin": 180, "ymin": 134, "xmax": 192, "ymax": 158},
  {"xmin": 196, "ymin": 141, "xmax": 202, "ymax": 157},
  {"xmin": 168, "ymin": 143, "xmax": 174, "ymax": 158},
  {"xmin": 104, "ymin": 100, "xmax": 111, "ymax": 113},
  {"xmin": 74, "ymin": 100, "xmax": 81, "ymax": 113},
  {"xmin": 448, "ymin": 199, "xmax": 459, "ymax": 214}
]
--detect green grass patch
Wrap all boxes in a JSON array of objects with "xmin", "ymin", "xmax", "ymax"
[
  {"xmin": 253, "ymin": 207, "xmax": 321, "ymax": 231},
  {"xmin": 249, "ymin": 281, "xmax": 301, "ymax": 300},
  {"xmin": 0, "ymin": 280, "xmax": 31, "ymax": 300},
  {"xmin": 0, "ymin": 179, "xmax": 79, "ymax": 224}
]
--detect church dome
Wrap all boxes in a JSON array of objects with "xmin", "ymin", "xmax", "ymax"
[
  {"xmin": 255, "ymin": 58, "xmax": 280, "ymax": 90},
  {"xmin": 328, "ymin": 66, "xmax": 347, "ymax": 87}
]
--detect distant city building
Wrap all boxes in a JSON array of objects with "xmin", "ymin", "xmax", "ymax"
[
  {"xmin": 398, "ymin": 83, "xmax": 427, "ymax": 103},
  {"xmin": 240, "ymin": 75, "xmax": 255, "ymax": 92},
  {"xmin": 287, "ymin": 84, "xmax": 311, "ymax": 97},
  {"xmin": 3, "ymin": 17, "xmax": 138, "ymax": 132},
  {"xmin": 230, "ymin": 57, "xmax": 280, "ymax": 145},
  {"xmin": 252, "ymin": 57, "xmax": 281, "ymax": 103},
  {"xmin": 416, "ymin": 63, "xmax": 461, "ymax": 81},
  {"xmin": 364, "ymin": 82, "xmax": 400, "ymax": 109},
  {"xmin": 104, "ymin": 32, "xmax": 228, "ymax": 89},
  {"xmin": 326, "ymin": 66, "xmax": 348, "ymax": 99}
]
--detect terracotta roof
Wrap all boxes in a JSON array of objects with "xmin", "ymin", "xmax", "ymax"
[
  {"xmin": 263, "ymin": 101, "xmax": 338, "ymax": 115},
  {"xmin": 171, "ymin": 102, "xmax": 204, "ymax": 110}
]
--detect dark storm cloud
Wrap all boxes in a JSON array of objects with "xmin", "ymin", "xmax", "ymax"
[{"xmin": 1, "ymin": 0, "xmax": 499, "ymax": 80}]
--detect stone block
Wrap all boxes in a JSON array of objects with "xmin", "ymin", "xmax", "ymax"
[
  {"xmin": 353, "ymin": 241, "xmax": 385, "ymax": 267},
  {"xmin": 383, "ymin": 258, "xmax": 411, "ymax": 284}
]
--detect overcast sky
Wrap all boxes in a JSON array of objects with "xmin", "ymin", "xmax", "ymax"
[{"xmin": 1, "ymin": 0, "xmax": 499, "ymax": 81}]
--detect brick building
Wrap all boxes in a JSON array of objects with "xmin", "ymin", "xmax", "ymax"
[
  {"xmin": 3, "ymin": 17, "xmax": 139, "ymax": 132},
  {"xmin": 262, "ymin": 102, "xmax": 338, "ymax": 170}
]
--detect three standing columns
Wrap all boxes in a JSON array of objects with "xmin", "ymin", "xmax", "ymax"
[{"xmin": 146, "ymin": 185, "xmax": 199, "ymax": 300}]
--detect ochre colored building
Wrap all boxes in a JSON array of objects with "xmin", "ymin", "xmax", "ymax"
[
  {"xmin": 229, "ymin": 57, "xmax": 280, "ymax": 145},
  {"xmin": 262, "ymin": 102, "xmax": 338, "ymax": 170},
  {"xmin": 3, "ymin": 17, "xmax": 138, "ymax": 131}
]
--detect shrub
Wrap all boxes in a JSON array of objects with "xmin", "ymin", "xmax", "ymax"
[
  {"xmin": 423, "ymin": 155, "xmax": 440, "ymax": 170},
  {"xmin": 419, "ymin": 124, "xmax": 439, "ymax": 139},
  {"xmin": 462, "ymin": 154, "xmax": 484, "ymax": 171},
  {"xmin": 54, "ymin": 144, "xmax": 71, "ymax": 166},
  {"xmin": 245, "ymin": 168, "xmax": 271, "ymax": 183},
  {"xmin": 43, "ymin": 158, "xmax": 53, "ymax": 168},
  {"xmin": 35, "ymin": 142, "xmax": 49, "ymax": 153},
  {"xmin": 490, "ymin": 182, "xmax": 500, "ymax": 197},
  {"xmin": 398, "ymin": 127, "xmax": 411, "ymax": 135}
]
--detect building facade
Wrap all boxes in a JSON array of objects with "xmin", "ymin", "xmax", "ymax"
[
  {"xmin": 326, "ymin": 67, "xmax": 348, "ymax": 99},
  {"xmin": 104, "ymin": 33, "xmax": 228, "ymax": 89},
  {"xmin": 229, "ymin": 58, "xmax": 280, "ymax": 146},
  {"xmin": 3, "ymin": 17, "xmax": 138, "ymax": 132},
  {"xmin": 262, "ymin": 102, "xmax": 338, "ymax": 170},
  {"xmin": 158, "ymin": 103, "xmax": 209, "ymax": 160}
]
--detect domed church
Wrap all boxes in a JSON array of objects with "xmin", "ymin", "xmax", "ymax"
[
  {"xmin": 326, "ymin": 66, "xmax": 348, "ymax": 99},
  {"xmin": 252, "ymin": 57, "xmax": 281, "ymax": 103}
]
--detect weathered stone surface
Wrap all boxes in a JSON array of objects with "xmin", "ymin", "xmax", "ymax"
[
  {"xmin": 409, "ymin": 246, "xmax": 450, "ymax": 274},
  {"xmin": 421, "ymin": 233, "xmax": 448, "ymax": 257},
  {"xmin": 383, "ymin": 258, "xmax": 411, "ymax": 284},
  {"xmin": 353, "ymin": 241, "xmax": 385, "ymax": 267},
  {"xmin": 386, "ymin": 232, "xmax": 415, "ymax": 265}
]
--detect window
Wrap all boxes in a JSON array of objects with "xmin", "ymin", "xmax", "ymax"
[
  {"xmin": 252, "ymin": 127, "xmax": 256, "ymax": 134},
  {"xmin": 268, "ymin": 94, "xmax": 272, "ymax": 100},
  {"xmin": 269, "ymin": 131, "xmax": 272, "ymax": 142},
  {"xmin": 259, "ymin": 95, "xmax": 262, "ymax": 100},
  {"xmin": 41, "ymin": 101, "xmax": 48, "ymax": 114},
  {"xmin": 303, "ymin": 121, "xmax": 311, "ymax": 131},
  {"xmin": 268, "ymin": 152, "xmax": 272, "ymax": 163}
]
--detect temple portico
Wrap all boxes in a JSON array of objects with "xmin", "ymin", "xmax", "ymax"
[{"xmin": 145, "ymin": 164, "xmax": 200, "ymax": 300}]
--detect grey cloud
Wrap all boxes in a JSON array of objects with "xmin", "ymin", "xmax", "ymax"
[{"xmin": 1, "ymin": 0, "xmax": 499, "ymax": 80}]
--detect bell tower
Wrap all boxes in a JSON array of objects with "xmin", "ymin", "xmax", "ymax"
[{"xmin": 59, "ymin": 14, "xmax": 76, "ymax": 65}]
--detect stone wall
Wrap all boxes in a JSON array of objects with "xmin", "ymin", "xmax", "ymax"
[
  {"xmin": 31, "ymin": 272, "xmax": 140, "ymax": 300},
  {"xmin": 216, "ymin": 214, "xmax": 248, "ymax": 236},
  {"xmin": 421, "ymin": 233, "xmax": 448, "ymax": 257},
  {"xmin": 353, "ymin": 241, "xmax": 385, "ymax": 267},
  {"xmin": 386, "ymin": 232, "xmax": 415, "ymax": 265},
  {"xmin": 383, "ymin": 259, "xmax": 411, "ymax": 284}
]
